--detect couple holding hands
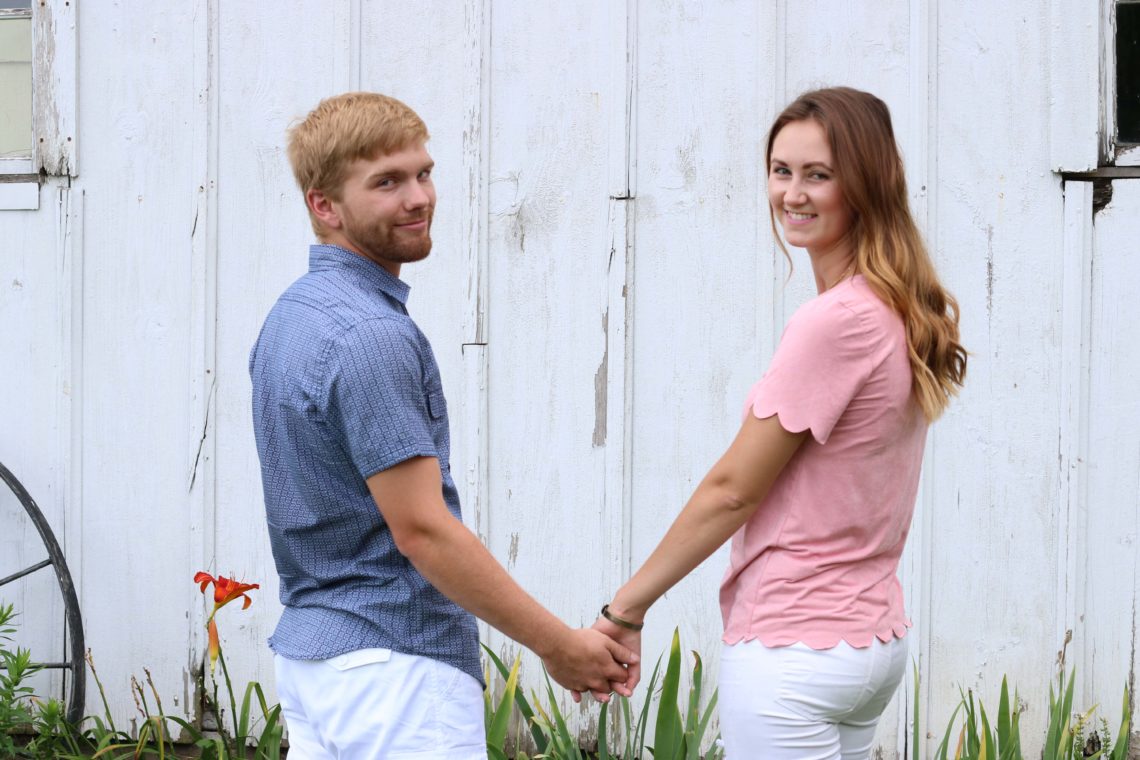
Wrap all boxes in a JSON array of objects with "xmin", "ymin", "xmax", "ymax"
[{"xmin": 249, "ymin": 87, "xmax": 966, "ymax": 760}]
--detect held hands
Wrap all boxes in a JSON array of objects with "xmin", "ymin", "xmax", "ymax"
[
  {"xmin": 569, "ymin": 609, "xmax": 644, "ymax": 704},
  {"xmin": 541, "ymin": 627, "xmax": 638, "ymax": 704}
]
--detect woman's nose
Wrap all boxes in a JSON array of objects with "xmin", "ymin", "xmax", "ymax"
[{"xmin": 784, "ymin": 180, "xmax": 807, "ymax": 205}]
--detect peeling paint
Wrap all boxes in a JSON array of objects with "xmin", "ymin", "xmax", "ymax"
[
  {"xmin": 985, "ymin": 225, "xmax": 994, "ymax": 315},
  {"xmin": 593, "ymin": 309, "xmax": 609, "ymax": 447},
  {"xmin": 507, "ymin": 532, "xmax": 519, "ymax": 567}
]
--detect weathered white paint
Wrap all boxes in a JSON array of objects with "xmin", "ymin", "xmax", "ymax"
[
  {"xmin": 0, "ymin": 181, "xmax": 38, "ymax": 210},
  {"xmin": 1, "ymin": 2, "xmax": 1137, "ymax": 757},
  {"xmin": 31, "ymin": 0, "xmax": 75, "ymax": 176}
]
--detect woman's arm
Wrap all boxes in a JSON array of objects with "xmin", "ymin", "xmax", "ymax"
[{"xmin": 594, "ymin": 413, "xmax": 808, "ymax": 694}]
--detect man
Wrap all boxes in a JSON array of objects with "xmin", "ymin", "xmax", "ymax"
[{"xmin": 249, "ymin": 93, "xmax": 635, "ymax": 759}]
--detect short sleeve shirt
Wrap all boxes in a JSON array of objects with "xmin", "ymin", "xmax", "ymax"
[
  {"xmin": 720, "ymin": 275, "xmax": 928, "ymax": 649},
  {"xmin": 249, "ymin": 244, "xmax": 480, "ymax": 684}
]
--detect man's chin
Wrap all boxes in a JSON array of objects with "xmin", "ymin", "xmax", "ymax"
[{"xmin": 386, "ymin": 239, "xmax": 432, "ymax": 264}]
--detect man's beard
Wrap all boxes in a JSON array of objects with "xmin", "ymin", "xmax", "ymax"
[{"xmin": 343, "ymin": 208, "xmax": 433, "ymax": 266}]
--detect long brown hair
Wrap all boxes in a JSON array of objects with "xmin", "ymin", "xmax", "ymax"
[{"xmin": 766, "ymin": 87, "xmax": 967, "ymax": 421}]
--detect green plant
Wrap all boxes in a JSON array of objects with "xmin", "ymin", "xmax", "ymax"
[
  {"xmin": 21, "ymin": 696, "xmax": 86, "ymax": 759},
  {"xmin": 921, "ymin": 635, "xmax": 1131, "ymax": 760},
  {"xmin": 0, "ymin": 602, "xmax": 41, "ymax": 758},
  {"xmin": 933, "ymin": 678, "xmax": 1022, "ymax": 760},
  {"xmin": 484, "ymin": 629, "xmax": 722, "ymax": 760},
  {"xmin": 71, "ymin": 573, "xmax": 281, "ymax": 759},
  {"xmin": 484, "ymin": 652, "xmax": 530, "ymax": 760}
]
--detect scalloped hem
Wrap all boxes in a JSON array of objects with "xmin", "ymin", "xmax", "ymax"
[
  {"xmin": 749, "ymin": 401, "xmax": 832, "ymax": 445},
  {"xmin": 722, "ymin": 620, "xmax": 911, "ymax": 650}
]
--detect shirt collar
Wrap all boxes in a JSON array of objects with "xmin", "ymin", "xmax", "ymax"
[{"xmin": 308, "ymin": 244, "xmax": 411, "ymax": 305}]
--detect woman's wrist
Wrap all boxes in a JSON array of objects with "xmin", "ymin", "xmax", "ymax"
[{"xmin": 605, "ymin": 594, "xmax": 648, "ymax": 625}]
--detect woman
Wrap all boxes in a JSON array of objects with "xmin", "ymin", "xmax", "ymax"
[{"xmin": 590, "ymin": 88, "xmax": 967, "ymax": 759}]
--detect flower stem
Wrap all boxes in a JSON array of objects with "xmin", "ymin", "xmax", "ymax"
[{"xmin": 216, "ymin": 645, "xmax": 240, "ymax": 755}]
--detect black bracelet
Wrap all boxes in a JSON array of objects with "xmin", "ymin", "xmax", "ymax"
[{"xmin": 601, "ymin": 604, "xmax": 644, "ymax": 631}]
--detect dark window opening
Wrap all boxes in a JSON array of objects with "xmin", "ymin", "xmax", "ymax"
[{"xmin": 1119, "ymin": 2, "xmax": 1140, "ymax": 144}]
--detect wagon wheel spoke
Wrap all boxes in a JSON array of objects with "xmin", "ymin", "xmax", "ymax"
[
  {"xmin": 0, "ymin": 557, "xmax": 52, "ymax": 587},
  {"xmin": 0, "ymin": 460, "xmax": 86, "ymax": 725}
]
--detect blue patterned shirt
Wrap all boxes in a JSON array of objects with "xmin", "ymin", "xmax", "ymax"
[{"xmin": 249, "ymin": 244, "xmax": 480, "ymax": 684}]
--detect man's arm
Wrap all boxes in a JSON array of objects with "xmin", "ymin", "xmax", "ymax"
[{"xmin": 367, "ymin": 455, "xmax": 636, "ymax": 698}]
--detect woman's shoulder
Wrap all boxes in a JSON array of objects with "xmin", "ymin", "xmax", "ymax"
[{"xmin": 787, "ymin": 276, "xmax": 901, "ymax": 349}]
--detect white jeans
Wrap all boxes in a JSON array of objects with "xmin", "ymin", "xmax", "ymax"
[
  {"xmin": 274, "ymin": 649, "xmax": 487, "ymax": 759},
  {"xmin": 718, "ymin": 637, "xmax": 908, "ymax": 760}
]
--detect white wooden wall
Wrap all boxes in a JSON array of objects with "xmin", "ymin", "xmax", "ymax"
[{"xmin": 1, "ymin": 1, "xmax": 1136, "ymax": 756}]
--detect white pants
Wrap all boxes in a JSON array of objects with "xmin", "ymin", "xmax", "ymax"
[
  {"xmin": 274, "ymin": 649, "xmax": 487, "ymax": 760},
  {"xmin": 718, "ymin": 636, "xmax": 908, "ymax": 760}
]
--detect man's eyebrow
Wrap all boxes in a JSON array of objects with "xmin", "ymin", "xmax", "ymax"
[{"xmin": 364, "ymin": 162, "xmax": 435, "ymax": 182}]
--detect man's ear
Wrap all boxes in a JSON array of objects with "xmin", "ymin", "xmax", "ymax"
[{"xmin": 306, "ymin": 188, "xmax": 342, "ymax": 232}]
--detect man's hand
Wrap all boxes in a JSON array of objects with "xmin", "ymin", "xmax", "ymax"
[
  {"xmin": 571, "ymin": 615, "xmax": 643, "ymax": 703},
  {"xmin": 542, "ymin": 627, "xmax": 638, "ymax": 703}
]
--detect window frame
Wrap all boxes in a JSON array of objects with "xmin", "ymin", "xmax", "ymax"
[
  {"xmin": 0, "ymin": 6, "xmax": 33, "ymax": 175},
  {"xmin": 0, "ymin": 0, "xmax": 75, "ymax": 210},
  {"xmin": 1107, "ymin": 0, "xmax": 1140, "ymax": 165}
]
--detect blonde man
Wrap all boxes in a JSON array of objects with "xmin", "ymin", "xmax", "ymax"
[{"xmin": 250, "ymin": 93, "xmax": 635, "ymax": 759}]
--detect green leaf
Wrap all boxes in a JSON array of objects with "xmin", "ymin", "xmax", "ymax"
[
  {"xmin": 912, "ymin": 661, "xmax": 921, "ymax": 760},
  {"xmin": 934, "ymin": 700, "xmax": 964, "ymax": 760},
  {"xmin": 995, "ymin": 676, "xmax": 1010, "ymax": 752},
  {"xmin": 1108, "ymin": 683, "xmax": 1131, "ymax": 760},
  {"xmin": 598, "ymin": 698, "xmax": 610, "ymax": 760},
  {"xmin": 483, "ymin": 643, "xmax": 547, "ymax": 754},
  {"xmin": 653, "ymin": 629, "xmax": 685, "ymax": 760},
  {"xmin": 487, "ymin": 654, "xmax": 521, "ymax": 750}
]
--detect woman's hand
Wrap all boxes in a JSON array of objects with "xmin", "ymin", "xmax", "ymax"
[{"xmin": 571, "ymin": 614, "xmax": 642, "ymax": 703}]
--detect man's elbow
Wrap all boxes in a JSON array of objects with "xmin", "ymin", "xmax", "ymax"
[{"xmin": 389, "ymin": 514, "xmax": 454, "ymax": 564}]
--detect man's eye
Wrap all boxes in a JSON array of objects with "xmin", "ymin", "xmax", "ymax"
[{"xmin": 418, "ymin": 170, "xmax": 432, "ymax": 180}]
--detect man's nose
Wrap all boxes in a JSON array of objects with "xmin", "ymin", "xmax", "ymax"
[{"xmin": 404, "ymin": 182, "xmax": 430, "ymax": 209}]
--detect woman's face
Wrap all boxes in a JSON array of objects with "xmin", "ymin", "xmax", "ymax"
[{"xmin": 767, "ymin": 119, "xmax": 855, "ymax": 258}]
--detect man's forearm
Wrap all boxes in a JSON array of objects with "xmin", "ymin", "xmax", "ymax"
[{"xmin": 399, "ymin": 517, "xmax": 569, "ymax": 658}]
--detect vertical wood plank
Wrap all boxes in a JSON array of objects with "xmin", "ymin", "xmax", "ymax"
[
  {"xmin": 211, "ymin": 0, "xmax": 342, "ymax": 704},
  {"xmin": 32, "ymin": 0, "xmax": 76, "ymax": 175},
  {"xmin": 897, "ymin": 0, "xmax": 937, "ymax": 753},
  {"xmin": 0, "ymin": 183, "xmax": 66, "ymax": 705},
  {"xmin": 928, "ymin": 3, "xmax": 1066, "ymax": 751},
  {"xmin": 1048, "ymin": 0, "xmax": 1100, "ymax": 171},
  {"xmin": 481, "ymin": 0, "xmax": 617, "ymax": 730},
  {"xmin": 1059, "ymin": 180, "xmax": 1093, "ymax": 711},
  {"xmin": 1084, "ymin": 179, "xmax": 1140, "ymax": 733},
  {"xmin": 457, "ymin": 0, "xmax": 491, "ymax": 553},
  {"xmin": 186, "ymin": 0, "xmax": 219, "ymax": 713},
  {"xmin": 72, "ymin": 2, "xmax": 202, "ymax": 721},
  {"xmin": 630, "ymin": 0, "xmax": 769, "ymax": 705}
]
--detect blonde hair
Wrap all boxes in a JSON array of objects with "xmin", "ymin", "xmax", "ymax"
[
  {"xmin": 287, "ymin": 92, "xmax": 429, "ymax": 235},
  {"xmin": 766, "ymin": 87, "xmax": 967, "ymax": 421}
]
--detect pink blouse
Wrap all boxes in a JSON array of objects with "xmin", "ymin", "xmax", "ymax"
[{"xmin": 720, "ymin": 275, "xmax": 927, "ymax": 649}]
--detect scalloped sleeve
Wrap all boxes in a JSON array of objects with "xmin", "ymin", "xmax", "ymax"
[{"xmin": 747, "ymin": 298, "xmax": 875, "ymax": 444}]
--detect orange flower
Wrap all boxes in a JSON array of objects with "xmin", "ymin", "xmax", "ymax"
[
  {"xmin": 194, "ymin": 571, "xmax": 260, "ymax": 618},
  {"xmin": 206, "ymin": 618, "xmax": 220, "ymax": 674}
]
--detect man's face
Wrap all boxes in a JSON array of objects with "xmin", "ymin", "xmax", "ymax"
[{"xmin": 329, "ymin": 142, "xmax": 436, "ymax": 275}]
